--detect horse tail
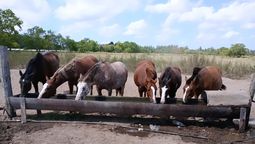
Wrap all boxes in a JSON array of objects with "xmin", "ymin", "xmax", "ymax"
[{"xmin": 221, "ymin": 84, "xmax": 226, "ymax": 90}]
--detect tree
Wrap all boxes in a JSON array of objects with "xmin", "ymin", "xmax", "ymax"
[
  {"xmin": 228, "ymin": 43, "xmax": 248, "ymax": 57},
  {"xmin": 63, "ymin": 36, "xmax": 77, "ymax": 51},
  {"xmin": 218, "ymin": 47, "xmax": 229, "ymax": 56},
  {"xmin": 0, "ymin": 9, "xmax": 23, "ymax": 48},
  {"xmin": 24, "ymin": 26, "xmax": 46, "ymax": 51},
  {"xmin": 77, "ymin": 39, "xmax": 99, "ymax": 52}
]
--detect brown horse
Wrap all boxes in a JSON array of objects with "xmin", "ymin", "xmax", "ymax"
[
  {"xmin": 75, "ymin": 61, "xmax": 128, "ymax": 100},
  {"xmin": 183, "ymin": 66, "xmax": 226, "ymax": 103},
  {"xmin": 38, "ymin": 55, "xmax": 98, "ymax": 98},
  {"xmin": 19, "ymin": 52, "xmax": 59, "ymax": 95},
  {"xmin": 134, "ymin": 60, "xmax": 157, "ymax": 103},
  {"xmin": 159, "ymin": 66, "xmax": 182, "ymax": 104}
]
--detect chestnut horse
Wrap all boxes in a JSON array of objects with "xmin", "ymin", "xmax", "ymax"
[
  {"xmin": 183, "ymin": 66, "xmax": 226, "ymax": 103},
  {"xmin": 19, "ymin": 52, "xmax": 59, "ymax": 95},
  {"xmin": 75, "ymin": 61, "xmax": 128, "ymax": 100},
  {"xmin": 134, "ymin": 60, "xmax": 157, "ymax": 103},
  {"xmin": 159, "ymin": 66, "xmax": 182, "ymax": 104},
  {"xmin": 38, "ymin": 55, "xmax": 98, "ymax": 98}
]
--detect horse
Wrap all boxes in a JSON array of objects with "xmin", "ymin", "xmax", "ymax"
[
  {"xmin": 134, "ymin": 60, "xmax": 157, "ymax": 103},
  {"xmin": 38, "ymin": 55, "xmax": 98, "ymax": 98},
  {"xmin": 75, "ymin": 61, "xmax": 128, "ymax": 100},
  {"xmin": 19, "ymin": 52, "xmax": 59, "ymax": 95},
  {"xmin": 159, "ymin": 66, "xmax": 182, "ymax": 104},
  {"xmin": 182, "ymin": 66, "xmax": 226, "ymax": 104}
]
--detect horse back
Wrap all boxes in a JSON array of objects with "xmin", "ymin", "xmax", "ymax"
[
  {"xmin": 159, "ymin": 67, "xmax": 181, "ymax": 88},
  {"xmin": 75, "ymin": 55, "xmax": 99, "ymax": 75},
  {"xmin": 134, "ymin": 61, "xmax": 156, "ymax": 87},
  {"xmin": 42, "ymin": 52, "xmax": 60, "ymax": 77},
  {"xmin": 197, "ymin": 66, "xmax": 223, "ymax": 90}
]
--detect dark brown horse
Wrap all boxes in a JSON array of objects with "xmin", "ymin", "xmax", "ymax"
[
  {"xmin": 134, "ymin": 60, "xmax": 157, "ymax": 103},
  {"xmin": 183, "ymin": 66, "xmax": 226, "ymax": 103},
  {"xmin": 75, "ymin": 61, "xmax": 128, "ymax": 100},
  {"xmin": 159, "ymin": 66, "xmax": 182, "ymax": 104},
  {"xmin": 19, "ymin": 52, "xmax": 59, "ymax": 95},
  {"xmin": 38, "ymin": 55, "xmax": 98, "ymax": 98}
]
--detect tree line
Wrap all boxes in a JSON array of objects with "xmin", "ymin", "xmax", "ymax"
[{"xmin": 0, "ymin": 9, "xmax": 253, "ymax": 57}]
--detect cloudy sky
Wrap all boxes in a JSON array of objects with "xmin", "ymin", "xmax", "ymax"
[{"xmin": 0, "ymin": 0, "xmax": 254, "ymax": 49}]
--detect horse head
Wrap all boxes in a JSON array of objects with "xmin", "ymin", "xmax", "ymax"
[
  {"xmin": 183, "ymin": 76, "xmax": 199, "ymax": 103},
  {"xmin": 159, "ymin": 77, "xmax": 171, "ymax": 104},
  {"xmin": 75, "ymin": 62, "xmax": 101, "ymax": 100},
  {"xmin": 37, "ymin": 68, "xmax": 65, "ymax": 98},
  {"xmin": 145, "ymin": 78, "xmax": 157, "ymax": 103},
  {"xmin": 19, "ymin": 70, "xmax": 32, "ymax": 94}
]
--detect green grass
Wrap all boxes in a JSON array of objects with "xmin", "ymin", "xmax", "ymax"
[{"xmin": 9, "ymin": 51, "xmax": 255, "ymax": 79}]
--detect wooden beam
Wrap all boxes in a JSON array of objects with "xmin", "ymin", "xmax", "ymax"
[
  {"xmin": 239, "ymin": 107, "xmax": 247, "ymax": 132},
  {"xmin": 0, "ymin": 46, "xmax": 16, "ymax": 118},
  {"xmin": 9, "ymin": 97, "xmax": 240, "ymax": 118},
  {"xmin": 14, "ymin": 94, "xmax": 207, "ymax": 105}
]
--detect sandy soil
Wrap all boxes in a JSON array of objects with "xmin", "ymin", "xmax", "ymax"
[{"xmin": 0, "ymin": 69, "xmax": 255, "ymax": 144}]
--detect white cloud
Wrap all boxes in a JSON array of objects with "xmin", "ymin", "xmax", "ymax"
[
  {"xmin": 179, "ymin": 6, "xmax": 214, "ymax": 22},
  {"xmin": 145, "ymin": 0, "xmax": 197, "ymax": 13},
  {"xmin": 98, "ymin": 24, "xmax": 121, "ymax": 37},
  {"xmin": 147, "ymin": 0, "xmax": 255, "ymax": 47},
  {"xmin": 124, "ymin": 19, "xmax": 148, "ymax": 37},
  {"xmin": 55, "ymin": 0, "xmax": 141, "ymax": 21},
  {"xmin": 242, "ymin": 22, "xmax": 255, "ymax": 29},
  {"xmin": 58, "ymin": 20, "xmax": 93, "ymax": 37},
  {"xmin": 156, "ymin": 27, "xmax": 180, "ymax": 44},
  {"xmin": 0, "ymin": 0, "xmax": 51, "ymax": 30},
  {"xmin": 223, "ymin": 31, "xmax": 239, "ymax": 39}
]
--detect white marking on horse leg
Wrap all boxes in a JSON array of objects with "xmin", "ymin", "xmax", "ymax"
[
  {"xmin": 182, "ymin": 86, "xmax": 189, "ymax": 103},
  {"xmin": 160, "ymin": 86, "xmax": 168, "ymax": 104},
  {"xmin": 75, "ymin": 82, "xmax": 86, "ymax": 100},
  {"xmin": 38, "ymin": 83, "xmax": 48, "ymax": 99},
  {"xmin": 151, "ymin": 86, "xmax": 156, "ymax": 103}
]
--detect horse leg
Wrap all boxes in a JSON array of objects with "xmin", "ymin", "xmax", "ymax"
[
  {"xmin": 120, "ymin": 87, "xmax": 124, "ymax": 96},
  {"xmin": 32, "ymin": 82, "xmax": 39, "ymax": 93},
  {"xmin": 68, "ymin": 81, "xmax": 73, "ymax": 94},
  {"xmin": 90, "ymin": 85, "xmax": 93, "ymax": 95},
  {"xmin": 96, "ymin": 86, "xmax": 102, "ymax": 96},
  {"xmin": 108, "ymin": 89, "xmax": 112, "ymax": 96},
  {"xmin": 201, "ymin": 91, "xmax": 208, "ymax": 104},
  {"xmin": 116, "ymin": 89, "xmax": 119, "ymax": 96},
  {"xmin": 32, "ymin": 82, "xmax": 42, "ymax": 115},
  {"xmin": 138, "ymin": 87, "xmax": 143, "ymax": 97}
]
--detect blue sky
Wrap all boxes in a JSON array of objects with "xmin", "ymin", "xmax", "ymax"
[{"xmin": 0, "ymin": 0, "xmax": 254, "ymax": 49}]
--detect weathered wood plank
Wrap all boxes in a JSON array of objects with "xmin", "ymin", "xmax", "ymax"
[
  {"xmin": 0, "ymin": 46, "xmax": 16, "ymax": 117},
  {"xmin": 13, "ymin": 93, "xmax": 207, "ymax": 105},
  {"xmin": 20, "ymin": 96, "xmax": 27, "ymax": 123},
  {"xmin": 239, "ymin": 107, "xmax": 247, "ymax": 132},
  {"xmin": 9, "ymin": 97, "xmax": 241, "ymax": 118}
]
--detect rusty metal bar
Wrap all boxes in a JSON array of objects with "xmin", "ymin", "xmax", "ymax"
[{"xmin": 10, "ymin": 97, "xmax": 240, "ymax": 118}]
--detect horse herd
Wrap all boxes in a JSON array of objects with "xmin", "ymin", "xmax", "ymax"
[{"xmin": 19, "ymin": 52, "xmax": 226, "ymax": 105}]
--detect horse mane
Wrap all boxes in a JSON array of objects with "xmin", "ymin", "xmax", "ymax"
[
  {"xmin": 51, "ymin": 59, "xmax": 76, "ymax": 79},
  {"xmin": 145, "ymin": 65, "xmax": 157, "ymax": 80},
  {"xmin": 79, "ymin": 61, "xmax": 102, "ymax": 81},
  {"xmin": 186, "ymin": 67, "xmax": 203, "ymax": 85},
  {"xmin": 161, "ymin": 67, "xmax": 173, "ymax": 84}
]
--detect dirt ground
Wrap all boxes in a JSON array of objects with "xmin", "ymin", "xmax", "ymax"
[{"xmin": 0, "ymin": 69, "xmax": 255, "ymax": 144}]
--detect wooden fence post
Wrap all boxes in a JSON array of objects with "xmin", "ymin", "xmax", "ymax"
[
  {"xmin": 239, "ymin": 107, "xmax": 247, "ymax": 132},
  {"xmin": 0, "ymin": 46, "xmax": 16, "ymax": 118}
]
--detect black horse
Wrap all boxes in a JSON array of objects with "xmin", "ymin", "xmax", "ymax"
[{"xmin": 19, "ymin": 52, "xmax": 60, "ymax": 95}]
